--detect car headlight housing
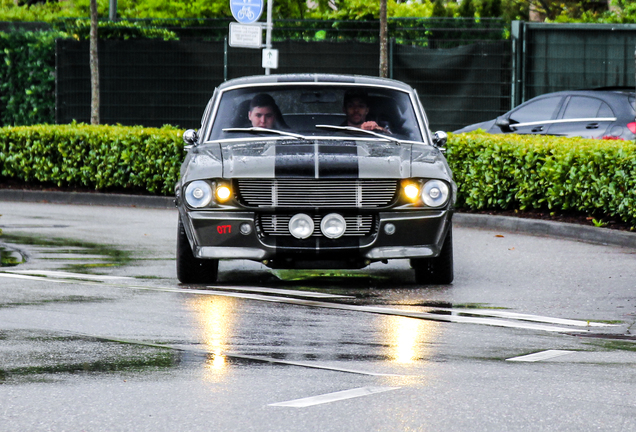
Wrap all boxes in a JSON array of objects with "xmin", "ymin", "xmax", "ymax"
[
  {"xmin": 421, "ymin": 180, "xmax": 450, "ymax": 208},
  {"xmin": 185, "ymin": 180, "xmax": 213, "ymax": 208}
]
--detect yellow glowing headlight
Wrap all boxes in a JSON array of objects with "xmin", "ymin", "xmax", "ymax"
[
  {"xmin": 215, "ymin": 185, "xmax": 232, "ymax": 202},
  {"xmin": 403, "ymin": 183, "xmax": 420, "ymax": 201}
]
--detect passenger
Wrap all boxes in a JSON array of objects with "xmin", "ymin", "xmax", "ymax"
[
  {"xmin": 342, "ymin": 89, "xmax": 390, "ymax": 133},
  {"xmin": 248, "ymin": 93, "xmax": 286, "ymax": 129}
]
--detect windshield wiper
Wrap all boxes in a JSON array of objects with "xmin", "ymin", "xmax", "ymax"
[
  {"xmin": 222, "ymin": 127, "xmax": 307, "ymax": 140},
  {"xmin": 315, "ymin": 125, "xmax": 400, "ymax": 143}
]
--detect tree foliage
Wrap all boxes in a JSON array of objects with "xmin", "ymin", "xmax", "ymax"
[
  {"xmin": 0, "ymin": 0, "xmax": 437, "ymax": 21},
  {"xmin": 0, "ymin": 0, "xmax": 634, "ymax": 28}
]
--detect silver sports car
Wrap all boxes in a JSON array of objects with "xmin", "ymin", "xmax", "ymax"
[{"xmin": 175, "ymin": 74, "xmax": 456, "ymax": 284}]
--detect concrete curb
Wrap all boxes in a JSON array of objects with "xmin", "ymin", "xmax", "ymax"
[
  {"xmin": 454, "ymin": 213, "xmax": 636, "ymax": 249},
  {"xmin": 2, "ymin": 189, "xmax": 635, "ymax": 249},
  {"xmin": 0, "ymin": 189, "xmax": 175, "ymax": 209}
]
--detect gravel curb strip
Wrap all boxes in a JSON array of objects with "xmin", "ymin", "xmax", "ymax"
[{"xmin": 2, "ymin": 189, "xmax": 635, "ymax": 249}]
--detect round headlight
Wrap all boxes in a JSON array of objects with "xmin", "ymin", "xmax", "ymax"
[
  {"xmin": 320, "ymin": 213, "xmax": 346, "ymax": 239},
  {"xmin": 185, "ymin": 180, "xmax": 213, "ymax": 208},
  {"xmin": 422, "ymin": 180, "xmax": 450, "ymax": 207},
  {"xmin": 288, "ymin": 214, "xmax": 314, "ymax": 239}
]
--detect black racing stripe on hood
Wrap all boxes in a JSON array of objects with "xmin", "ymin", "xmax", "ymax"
[
  {"xmin": 275, "ymin": 144, "xmax": 315, "ymax": 177},
  {"xmin": 317, "ymin": 144, "xmax": 358, "ymax": 178},
  {"xmin": 274, "ymin": 143, "xmax": 359, "ymax": 178}
]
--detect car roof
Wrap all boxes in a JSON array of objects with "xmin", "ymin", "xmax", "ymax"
[
  {"xmin": 533, "ymin": 89, "xmax": 634, "ymax": 98},
  {"xmin": 217, "ymin": 74, "xmax": 414, "ymax": 92}
]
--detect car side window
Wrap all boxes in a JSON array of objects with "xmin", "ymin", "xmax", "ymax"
[
  {"xmin": 597, "ymin": 101, "xmax": 614, "ymax": 118},
  {"xmin": 510, "ymin": 97, "xmax": 561, "ymax": 123},
  {"xmin": 562, "ymin": 96, "xmax": 614, "ymax": 119}
]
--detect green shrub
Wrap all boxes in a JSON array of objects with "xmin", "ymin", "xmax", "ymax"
[
  {"xmin": 447, "ymin": 132, "xmax": 636, "ymax": 226},
  {"xmin": 2, "ymin": 125, "xmax": 636, "ymax": 228},
  {"xmin": 52, "ymin": 19, "xmax": 178, "ymax": 40},
  {"xmin": 0, "ymin": 123, "xmax": 184, "ymax": 195},
  {"xmin": 0, "ymin": 31, "xmax": 63, "ymax": 126}
]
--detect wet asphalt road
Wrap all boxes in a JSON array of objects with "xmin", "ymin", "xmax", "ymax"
[{"xmin": 1, "ymin": 201, "xmax": 635, "ymax": 431}]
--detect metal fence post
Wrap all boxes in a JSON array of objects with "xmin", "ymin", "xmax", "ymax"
[
  {"xmin": 511, "ymin": 20, "xmax": 524, "ymax": 109},
  {"xmin": 224, "ymin": 36, "xmax": 228, "ymax": 82}
]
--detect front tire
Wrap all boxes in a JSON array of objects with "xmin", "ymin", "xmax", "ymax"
[
  {"xmin": 176, "ymin": 215, "xmax": 219, "ymax": 284},
  {"xmin": 411, "ymin": 226, "xmax": 454, "ymax": 285}
]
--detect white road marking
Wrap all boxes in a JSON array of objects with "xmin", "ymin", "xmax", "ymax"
[
  {"xmin": 0, "ymin": 271, "xmax": 609, "ymax": 334},
  {"xmin": 269, "ymin": 386, "xmax": 401, "ymax": 408},
  {"xmin": 433, "ymin": 308, "xmax": 617, "ymax": 328},
  {"xmin": 4, "ymin": 270, "xmax": 133, "ymax": 281},
  {"xmin": 217, "ymin": 352, "xmax": 402, "ymax": 376},
  {"xmin": 0, "ymin": 273, "xmax": 60, "ymax": 282},
  {"xmin": 205, "ymin": 284, "xmax": 353, "ymax": 299},
  {"xmin": 506, "ymin": 350, "xmax": 575, "ymax": 362}
]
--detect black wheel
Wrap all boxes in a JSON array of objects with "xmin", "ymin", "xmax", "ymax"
[
  {"xmin": 411, "ymin": 226, "xmax": 454, "ymax": 285},
  {"xmin": 176, "ymin": 215, "xmax": 219, "ymax": 284}
]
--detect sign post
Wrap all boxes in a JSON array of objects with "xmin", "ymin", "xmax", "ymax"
[
  {"xmin": 264, "ymin": 0, "xmax": 274, "ymax": 75},
  {"xmin": 230, "ymin": 0, "xmax": 264, "ymax": 24},
  {"xmin": 229, "ymin": 22, "xmax": 262, "ymax": 49},
  {"xmin": 229, "ymin": 0, "xmax": 277, "ymax": 75},
  {"xmin": 262, "ymin": 48, "xmax": 278, "ymax": 69}
]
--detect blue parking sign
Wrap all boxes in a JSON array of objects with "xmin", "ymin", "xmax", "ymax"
[{"xmin": 231, "ymin": 0, "xmax": 264, "ymax": 25}]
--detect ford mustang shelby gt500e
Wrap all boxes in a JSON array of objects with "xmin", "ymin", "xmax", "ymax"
[{"xmin": 175, "ymin": 74, "xmax": 456, "ymax": 284}]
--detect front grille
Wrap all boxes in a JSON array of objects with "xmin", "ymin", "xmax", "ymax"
[
  {"xmin": 236, "ymin": 179, "xmax": 398, "ymax": 208},
  {"xmin": 259, "ymin": 214, "xmax": 374, "ymax": 237}
]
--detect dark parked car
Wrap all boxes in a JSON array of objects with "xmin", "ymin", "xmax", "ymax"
[
  {"xmin": 454, "ymin": 89, "xmax": 636, "ymax": 140},
  {"xmin": 175, "ymin": 74, "xmax": 456, "ymax": 284}
]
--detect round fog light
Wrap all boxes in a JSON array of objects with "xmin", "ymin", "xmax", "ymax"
[
  {"xmin": 240, "ymin": 223, "xmax": 252, "ymax": 235},
  {"xmin": 384, "ymin": 223, "xmax": 396, "ymax": 235},
  {"xmin": 320, "ymin": 213, "xmax": 346, "ymax": 239},
  {"xmin": 289, "ymin": 214, "xmax": 314, "ymax": 239},
  {"xmin": 404, "ymin": 183, "xmax": 420, "ymax": 201}
]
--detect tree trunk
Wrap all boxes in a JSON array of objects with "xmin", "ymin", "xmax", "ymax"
[
  {"xmin": 379, "ymin": 0, "xmax": 388, "ymax": 78},
  {"xmin": 90, "ymin": 0, "xmax": 100, "ymax": 125}
]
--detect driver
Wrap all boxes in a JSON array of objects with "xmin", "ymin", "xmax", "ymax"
[
  {"xmin": 248, "ymin": 93, "xmax": 283, "ymax": 129},
  {"xmin": 342, "ymin": 90, "xmax": 390, "ymax": 133}
]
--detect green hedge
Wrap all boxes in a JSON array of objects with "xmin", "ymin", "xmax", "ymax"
[
  {"xmin": 447, "ymin": 132, "xmax": 636, "ymax": 226},
  {"xmin": 1, "ymin": 125, "xmax": 635, "ymax": 227},
  {"xmin": 0, "ymin": 123, "xmax": 183, "ymax": 195}
]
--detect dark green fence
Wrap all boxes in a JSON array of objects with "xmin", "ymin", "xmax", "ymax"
[
  {"xmin": 55, "ymin": 18, "xmax": 510, "ymax": 131},
  {"xmin": 512, "ymin": 22, "xmax": 636, "ymax": 106}
]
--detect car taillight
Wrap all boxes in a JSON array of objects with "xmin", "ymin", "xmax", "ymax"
[{"xmin": 628, "ymin": 122, "xmax": 636, "ymax": 134}]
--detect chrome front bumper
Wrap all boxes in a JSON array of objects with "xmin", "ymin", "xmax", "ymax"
[{"xmin": 181, "ymin": 209, "xmax": 452, "ymax": 262}]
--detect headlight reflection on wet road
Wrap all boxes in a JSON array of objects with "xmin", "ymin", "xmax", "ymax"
[
  {"xmin": 383, "ymin": 315, "xmax": 441, "ymax": 364},
  {"xmin": 188, "ymin": 296, "xmax": 237, "ymax": 373}
]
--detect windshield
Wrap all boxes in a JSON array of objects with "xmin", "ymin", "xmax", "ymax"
[{"xmin": 206, "ymin": 85, "xmax": 423, "ymax": 142}]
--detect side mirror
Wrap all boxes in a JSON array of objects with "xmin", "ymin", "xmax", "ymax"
[
  {"xmin": 495, "ymin": 116, "xmax": 512, "ymax": 132},
  {"xmin": 183, "ymin": 129, "xmax": 199, "ymax": 146},
  {"xmin": 432, "ymin": 131, "xmax": 448, "ymax": 150}
]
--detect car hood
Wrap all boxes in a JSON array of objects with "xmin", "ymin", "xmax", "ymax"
[{"xmin": 181, "ymin": 139, "xmax": 451, "ymax": 183}]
